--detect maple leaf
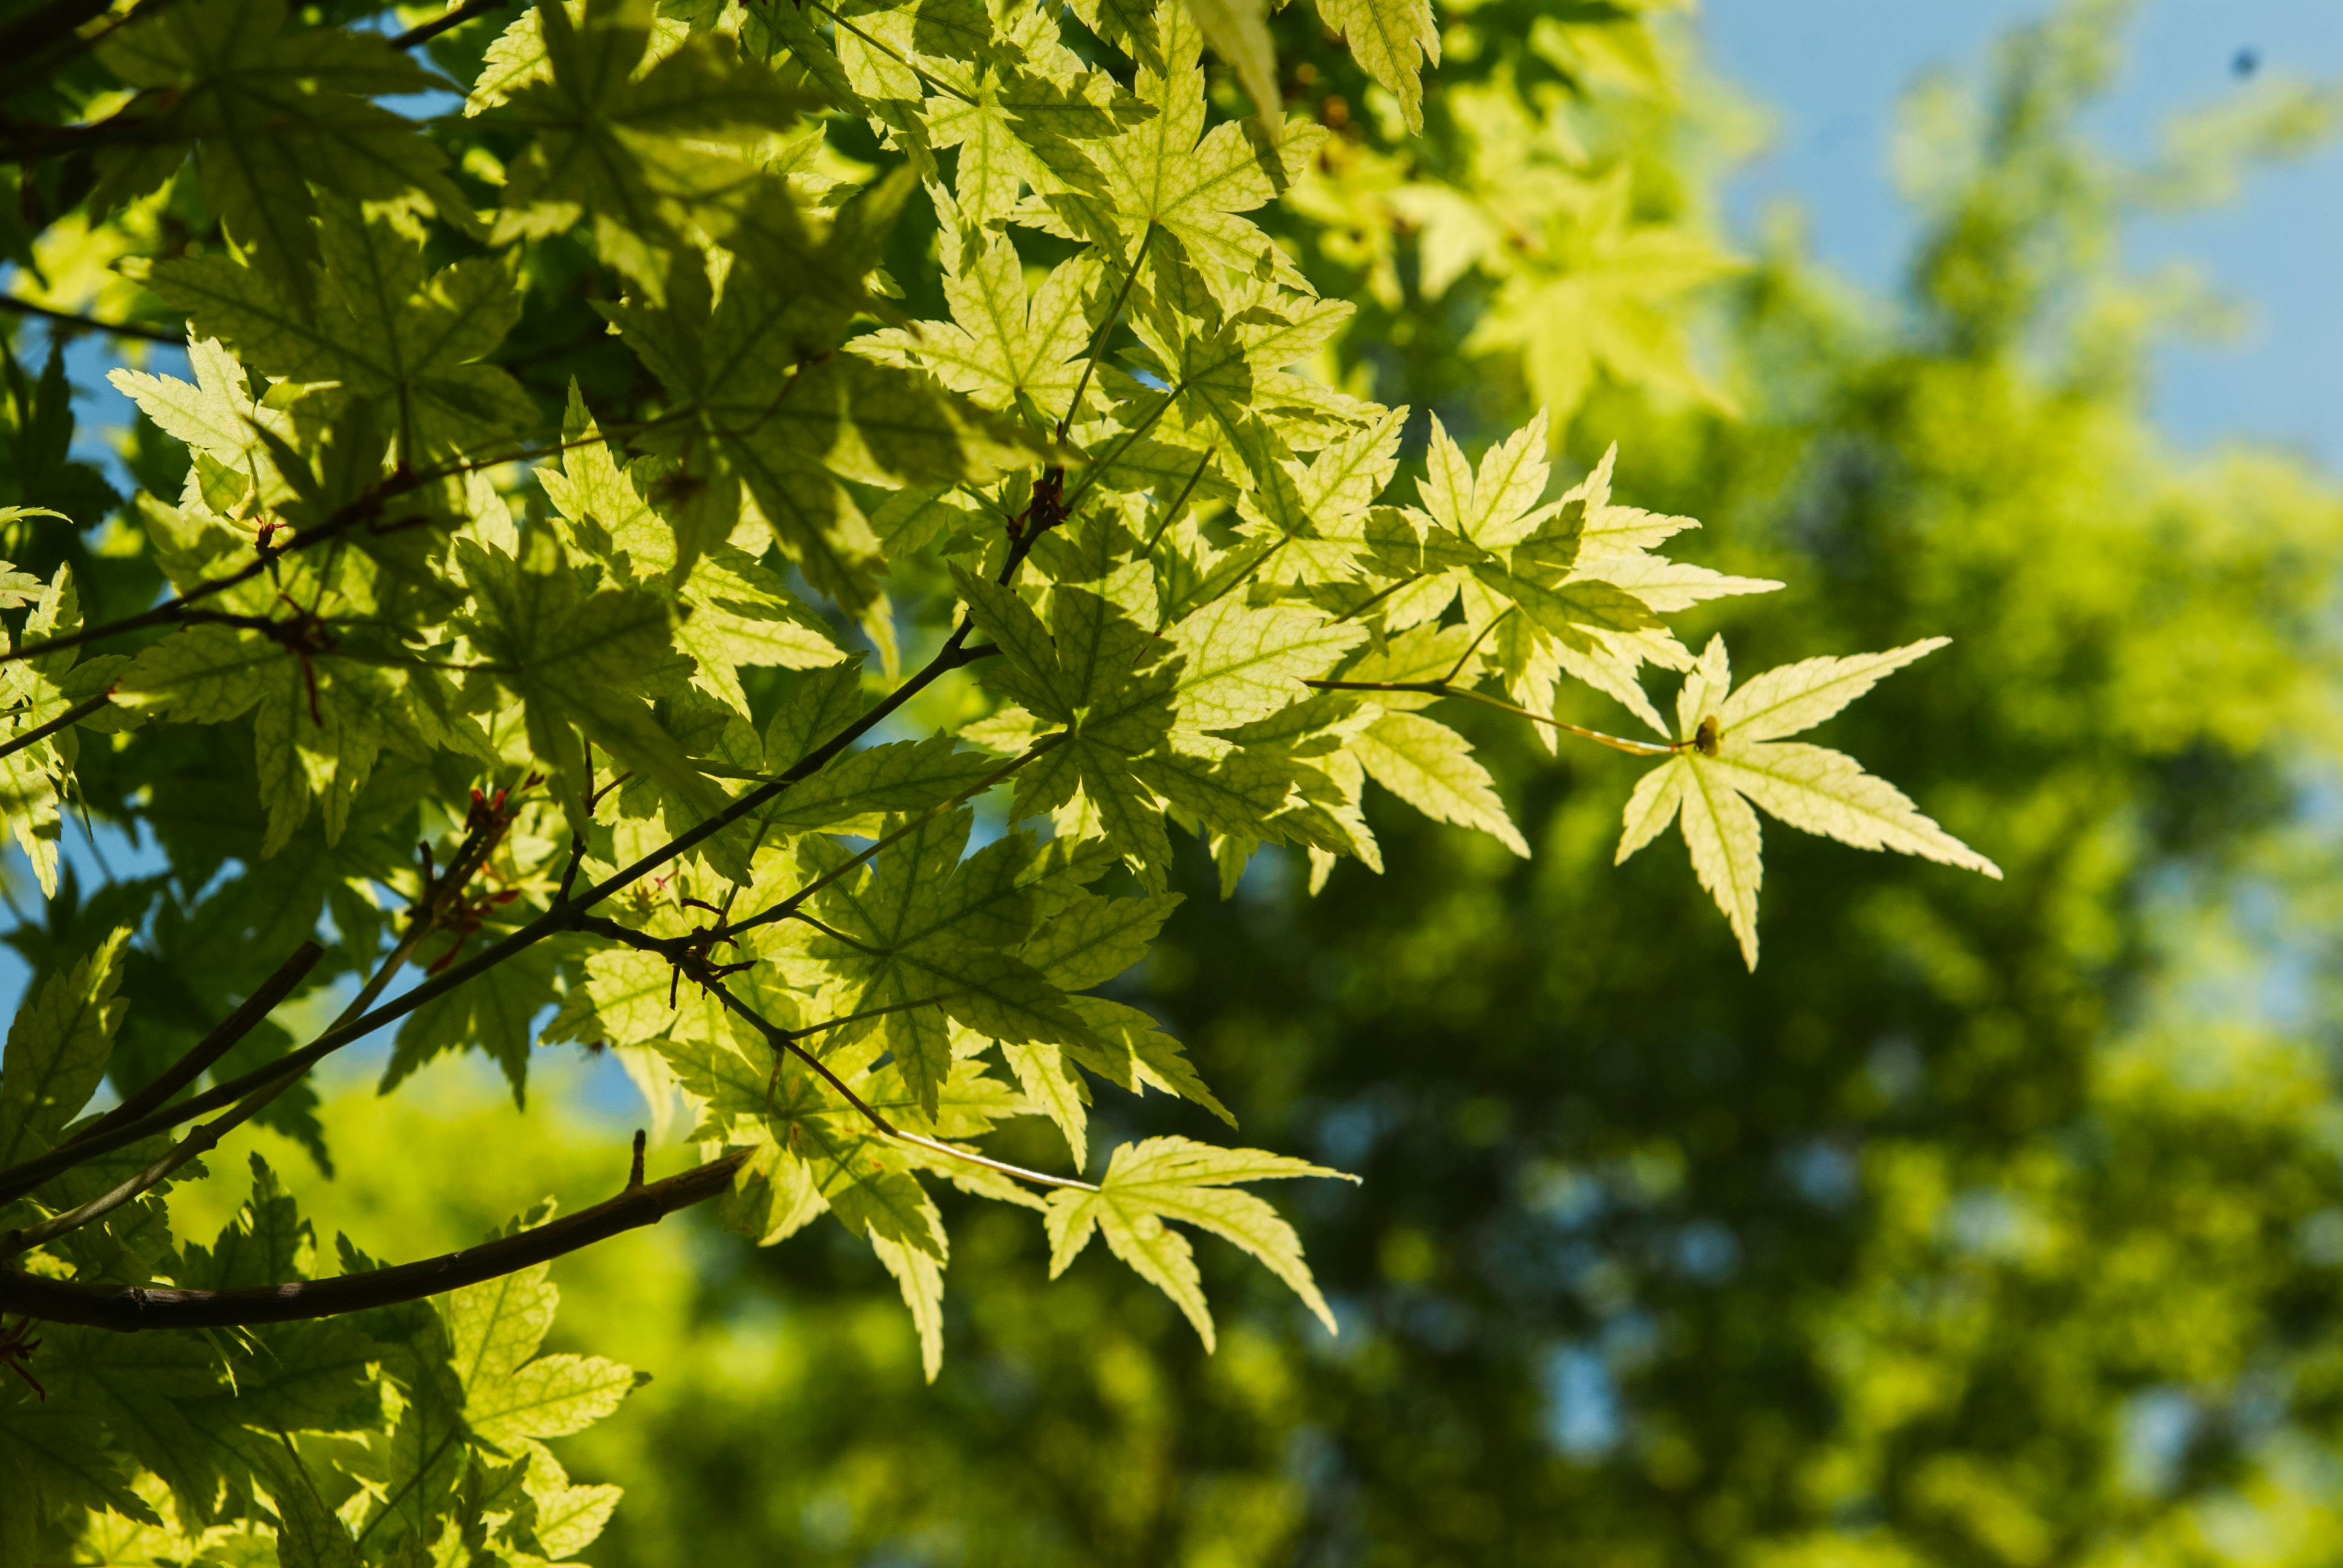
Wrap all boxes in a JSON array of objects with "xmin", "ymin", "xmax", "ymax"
[
  {"xmin": 1616, "ymin": 637, "xmax": 2002, "ymax": 968},
  {"xmin": 141, "ymin": 203, "xmax": 536, "ymax": 465},
  {"xmin": 483, "ymin": 0, "xmax": 810, "ymax": 297},
  {"xmin": 1043, "ymin": 1135, "xmax": 1351, "ymax": 1348},
  {"xmin": 855, "ymin": 228, "xmax": 1101, "ymax": 420},
  {"xmin": 88, "ymin": 0, "xmax": 471, "ymax": 276}
]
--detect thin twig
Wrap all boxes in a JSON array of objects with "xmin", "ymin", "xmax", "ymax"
[
  {"xmin": 390, "ymin": 0, "xmax": 511, "ymax": 50},
  {"xmin": 711, "ymin": 985, "xmax": 1096, "ymax": 1194},
  {"xmin": 0, "ymin": 411, "xmax": 1066, "ymax": 1204},
  {"xmin": 1, "ymin": 794, "xmax": 514, "ymax": 1243},
  {"xmin": 62, "ymin": 941, "xmax": 323, "ymax": 1152},
  {"xmin": 731, "ymin": 738, "xmax": 1060, "ymax": 935},
  {"xmin": 0, "ymin": 690, "xmax": 110, "ymax": 765},
  {"xmin": 1058, "ymin": 221, "xmax": 1156, "ymax": 442},
  {"xmin": 0, "ymin": 297, "xmax": 180, "ymax": 345},
  {"xmin": 1306, "ymin": 678, "xmax": 1681, "ymax": 756},
  {"xmin": 0, "ymin": 640, "xmax": 1000, "ymax": 1200},
  {"xmin": 0, "ymin": 405, "xmax": 707, "ymax": 668}
]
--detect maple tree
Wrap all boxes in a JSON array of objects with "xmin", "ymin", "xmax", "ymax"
[{"xmin": 0, "ymin": 0, "xmax": 1999, "ymax": 1561}]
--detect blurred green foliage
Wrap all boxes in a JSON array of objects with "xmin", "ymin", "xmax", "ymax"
[{"xmin": 186, "ymin": 1, "xmax": 2343, "ymax": 1563}]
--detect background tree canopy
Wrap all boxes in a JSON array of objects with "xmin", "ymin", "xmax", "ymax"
[{"xmin": 1, "ymin": 0, "xmax": 2339, "ymax": 1564}]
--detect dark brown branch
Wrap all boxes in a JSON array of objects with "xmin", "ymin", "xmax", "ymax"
[
  {"xmin": 0, "ymin": 690, "xmax": 111, "ymax": 766},
  {"xmin": 0, "ymin": 296, "xmax": 182, "ymax": 345},
  {"xmin": 0, "ymin": 0, "xmax": 110, "ymax": 62},
  {"xmin": 61, "ymin": 941, "xmax": 323, "ymax": 1154},
  {"xmin": 0, "ymin": 1150, "xmax": 749, "ymax": 1330},
  {"xmin": 391, "ymin": 0, "xmax": 513, "ymax": 50}
]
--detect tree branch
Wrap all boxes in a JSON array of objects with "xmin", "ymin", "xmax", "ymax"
[
  {"xmin": 0, "ymin": 296, "xmax": 182, "ymax": 345},
  {"xmin": 390, "ymin": 0, "xmax": 513, "ymax": 50},
  {"xmin": 0, "ymin": 638, "xmax": 998, "ymax": 1200},
  {"xmin": 0, "ymin": 690, "xmax": 112, "ymax": 765},
  {"xmin": 3, "ymin": 791, "xmax": 523, "ymax": 1247},
  {"xmin": 0, "ymin": 1150, "xmax": 750, "ymax": 1330},
  {"xmin": 59, "ymin": 941, "xmax": 323, "ymax": 1154}
]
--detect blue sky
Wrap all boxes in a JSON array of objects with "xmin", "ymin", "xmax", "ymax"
[{"xmin": 1703, "ymin": 0, "xmax": 2343, "ymax": 466}]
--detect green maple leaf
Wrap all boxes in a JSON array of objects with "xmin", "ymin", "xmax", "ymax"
[
  {"xmin": 142, "ymin": 202, "xmax": 536, "ymax": 465},
  {"xmin": 0, "ymin": 567, "xmax": 123, "ymax": 896},
  {"xmin": 539, "ymin": 385, "xmax": 850, "ymax": 691},
  {"xmin": 683, "ymin": 1036, "xmax": 1001, "ymax": 1263},
  {"xmin": 856, "ymin": 230, "xmax": 1100, "ymax": 420},
  {"xmin": 999, "ymin": 887, "xmax": 1183, "ymax": 1164},
  {"xmin": 1043, "ymin": 1135, "xmax": 1350, "ymax": 1348},
  {"xmin": 762, "ymin": 735, "xmax": 1011, "ymax": 834},
  {"xmin": 1395, "ymin": 413, "xmax": 1656, "ymax": 653},
  {"xmin": 39, "ymin": 1327, "xmax": 228, "ymax": 1525},
  {"xmin": 90, "ymin": 0, "xmax": 471, "ymax": 276},
  {"xmin": 1066, "ymin": 0, "xmax": 1165, "ymax": 69},
  {"xmin": 1166, "ymin": 598, "xmax": 1366, "ymax": 730},
  {"xmin": 382, "ymin": 936, "xmax": 563, "ymax": 1103},
  {"xmin": 520, "ymin": 1442, "xmax": 622, "ymax": 1560},
  {"xmin": 0, "ymin": 928, "xmax": 128, "ymax": 1170},
  {"xmin": 428, "ymin": 1215, "xmax": 643, "ymax": 1459},
  {"xmin": 255, "ymin": 1442, "xmax": 360, "ymax": 1568},
  {"xmin": 108, "ymin": 336, "xmax": 302, "ymax": 519},
  {"xmin": 487, "ymin": 0, "xmax": 809, "ymax": 298},
  {"xmin": 1035, "ymin": 4, "xmax": 1323, "ymax": 294},
  {"xmin": 1466, "ymin": 168, "xmax": 1745, "ymax": 429},
  {"xmin": 117, "ymin": 587, "xmax": 485, "ymax": 857},
  {"xmin": 1313, "ymin": 0, "xmax": 1440, "ymax": 132},
  {"xmin": 1179, "ymin": 0, "xmax": 1280, "ymax": 128},
  {"xmin": 1121, "ymin": 270, "xmax": 1357, "ymax": 517},
  {"xmin": 923, "ymin": 57, "xmax": 1149, "ymax": 226},
  {"xmin": 790, "ymin": 809, "xmax": 1087, "ymax": 1115},
  {"xmin": 1617, "ymin": 636, "xmax": 2004, "ymax": 969},
  {"xmin": 608, "ymin": 206, "xmax": 1029, "ymax": 607},
  {"xmin": 957, "ymin": 569, "xmax": 1293, "ymax": 885},
  {"xmin": 1351, "ymin": 708, "xmax": 1528, "ymax": 857},
  {"xmin": 0, "ymin": 1406, "xmax": 158, "ymax": 1540},
  {"xmin": 454, "ymin": 540, "xmax": 729, "ymax": 836}
]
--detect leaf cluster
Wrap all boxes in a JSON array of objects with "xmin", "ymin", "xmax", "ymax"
[{"xmin": 0, "ymin": 0, "xmax": 1996, "ymax": 1557}]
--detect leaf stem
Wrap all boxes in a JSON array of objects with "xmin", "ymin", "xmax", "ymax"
[
  {"xmin": 1142, "ymin": 446, "xmax": 1215, "ymax": 557},
  {"xmin": 711, "ymin": 984, "xmax": 1096, "ymax": 1194},
  {"xmin": 1306, "ymin": 679, "xmax": 1681, "ymax": 756},
  {"xmin": 801, "ymin": 0, "xmax": 978, "ymax": 105},
  {"xmin": 1058, "ymin": 220, "xmax": 1156, "ymax": 442}
]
